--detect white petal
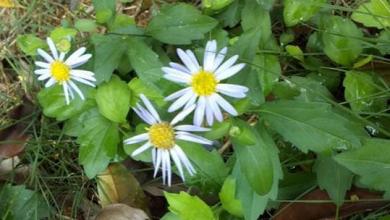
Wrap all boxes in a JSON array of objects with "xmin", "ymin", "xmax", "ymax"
[
  {"xmin": 131, "ymin": 142, "xmax": 152, "ymax": 157},
  {"xmin": 135, "ymin": 104, "xmax": 157, "ymax": 125},
  {"xmin": 205, "ymin": 98, "xmax": 214, "ymax": 126},
  {"xmin": 177, "ymin": 48, "xmax": 199, "ymax": 74},
  {"xmin": 170, "ymin": 104, "xmax": 196, "ymax": 125},
  {"xmin": 70, "ymin": 70, "xmax": 96, "ymax": 82},
  {"xmin": 37, "ymin": 73, "xmax": 51, "ymax": 81},
  {"xmin": 217, "ymin": 84, "xmax": 248, "ymax": 98},
  {"xmin": 34, "ymin": 69, "xmax": 50, "ymax": 75},
  {"xmin": 194, "ymin": 96, "xmax": 206, "ymax": 126},
  {"xmin": 133, "ymin": 107, "xmax": 154, "ymax": 125},
  {"xmin": 35, "ymin": 61, "xmax": 50, "ymax": 69},
  {"xmin": 203, "ymin": 40, "xmax": 217, "ymax": 72},
  {"xmin": 71, "ymin": 76, "xmax": 96, "ymax": 87},
  {"xmin": 168, "ymin": 90, "xmax": 193, "ymax": 112},
  {"xmin": 173, "ymin": 145, "xmax": 196, "ymax": 175},
  {"xmin": 211, "ymin": 47, "xmax": 227, "ymax": 72},
  {"xmin": 174, "ymin": 125, "xmax": 210, "ymax": 132},
  {"xmin": 170, "ymin": 149, "xmax": 185, "ymax": 181},
  {"xmin": 67, "ymin": 83, "xmax": 75, "ymax": 99},
  {"xmin": 140, "ymin": 94, "xmax": 161, "ymax": 122},
  {"xmin": 45, "ymin": 78, "xmax": 56, "ymax": 87},
  {"xmin": 162, "ymin": 150, "xmax": 167, "ymax": 184},
  {"xmin": 68, "ymin": 80, "xmax": 85, "ymax": 100},
  {"xmin": 164, "ymin": 73, "xmax": 191, "ymax": 84},
  {"xmin": 59, "ymin": 52, "xmax": 66, "ymax": 61},
  {"xmin": 65, "ymin": 47, "xmax": 86, "ymax": 65},
  {"xmin": 169, "ymin": 62, "xmax": 191, "ymax": 74},
  {"xmin": 165, "ymin": 151, "xmax": 172, "ymax": 186},
  {"xmin": 183, "ymin": 93, "xmax": 197, "ymax": 110},
  {"xmin": 162, "ymin": 67, "xmax": 192, "ymax": 79},
  {"xmin": 216, "ymin": 63, "xmax": 246, "ymax": 81},
  {"xmin": 165, "ymin": 87, "xmax": 192, "ymax": 102},
  {"xmin": 215, "ymin": 94, "xmax": 238, "ymax": 116},
  {"xmin": 152, "ymin": 148, "xmax": 157, "ymax": 167},
  {"xmin": 154, "ymin": 149, "xmax": 162, "ymax": 177},
  {"xmin": 69, "ymin": 54, "xmax": 92, "ymax": 68},
  {"xmin": 209, "ymin": 94, "xmax": 223, "ymax": 122},
  {"xmin": 37, "ymin": 49, "xmax": 54, "ymax": 62},
  {"xmin": 63, "ymin": 82, "xmax": 70, "ymax": 105},
  {"xmin": 176, "ymin": 132, "xmax": 213, "ymax": 145},
  {"xmin": 47, "ymin": 37, "xmax": 58, "ymax": 59},
  {"xmin": 124, "ymin": 133, "xmax": 149, "ymax": 145},
  {"xmin": 185, "ymin": 50, "xmax": 200, "ymax": 73},
  {"xmin": 214, "ymin": 55, "xmax": 239, "ymax": 76}
]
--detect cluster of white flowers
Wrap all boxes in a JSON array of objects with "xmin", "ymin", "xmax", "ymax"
[{"xmin": 35, "ymin": 39, "xmax": 248, "ymax": 186}]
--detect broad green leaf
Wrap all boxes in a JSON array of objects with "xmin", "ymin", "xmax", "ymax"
[
  {"xmin": 93, "ymin": 0, "xmax": 116, "ymax": 23},
  {"xmin": 108, "ymin": 13, "xmax": 136, "ymax": 31},
  {"xmin": 285, "ymin": 45, "xmax": 304, "ymax": 62},
  {"xmin": 96, "ymin": 75, "xmax": 131, "ymax": 123},
  {"xmin": 253, "ymin": 54, "xmax": 281, "ymax": 96},
  {"xmin": 164, "ymin": 191, "xmax": 215, "ymax": 220},
  {"xmin": 180, "ymin": 141, "xmax": 229, "ymax": 193},
  {"xmin": 75, "ymin": 19, "xmax": 97, "ymax": 32},
  {"xmin": 127, "ymin": 37, "xmax": 165, "ymax": 92},
  {"xmin": 343, "ymin": 70, "xmax": 387, "ymax": 113},
  {"xmin": 16, "ymin": 34, "xmax": 46, "ymax": 56},
  {"xmin": 78, "ymin": 108, "xmax": 119, "ymax": 178},
  {"xmin": 91, "ymin": 34, "xmax": 128, "ymax": 83},
  {"xmin": 204, "ymin": 120, "xmax": 232, "ymax": 140},
  {"xmin": 260, "ymin": 100, "xmax": 366, "ymax": 153},
  {"xmin": 241, "ymin": 0, "xmax": 271, "ymax": 42},
  {"xmin": 351, "ymin": 0, "xmax": 390, "ymax": 29},
  {"xmin": 38, "ymin": 85, "xmax": 95, "ymax": 121},
  {"xmin": 161, "ymin": 212, "xmax": 180, "ymax": 220},
  {"xmin": 334, "ymin": 138, "xmax": 390, "ymax": 193},
  {"xmin": 0, "ymin": 184, "xmax": 50, "ymax": 220},
  {"xmin": 278, "ymin": 172, "xmax": 317, "ymax": 200},
  {"xmin": 321, "ymin": 16, "xmax": 363, "ymax": 66},
  {"xmin": 257, "ymin": 0, "xmax": 274, "ymax": 10},
  {"xmin": 215, "ymin": 0, "xmax": 243, "ymax": 28},
  {"xmin": 50, "ymin": 27, "xmax": 77, "ymax": 42},
  {"xmin": 146, "ymin": 3, "xmax": 218, "ymax": 45},
  {"xmin": 377, "ymin": 30, "xmax": 390, "ymax": 55},
  {"xmin": 353, "ymin": 55, "xmax": 373, "ymax": 69},
  {"xmin": 314, "ymin": 155, "xmax": 353, "ymax": 205},
  {"xmin": 283, "ymin": 0, "xmax": 326, "ymax": 27},
  {"xmin": 289, "ymin": 76, "xmax": 334, "ymax": 102},
  {"xmin": 202, "ymin": 0, "xmax": 235, "ymax": 11},
  {"xmin": 219, "ymin": 176, "xmax": 244, "ymax": 217},
  {"xmin": 128, "ymin": 78, "xmax": 165, "ymax": 107},
  {"xmin": 229, "ymin": 119, "xmax": 256, "ymax": 145}
]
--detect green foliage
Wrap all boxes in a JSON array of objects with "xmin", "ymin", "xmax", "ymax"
[
  {"xmin": 93, "ymin": 0, "xmax": 116, "ymax": 23},
  {"xmin": 285, "ymin": 45, "xmax": 304, "ymax": 62},
  {"xmin": 17, "ymin": 34, "xmax": 46, "ymax": 56},
  {"xmin": 283, "ymin": 0, "xmax": 326, "ymax": 27},
  {"xmin": 321, "ymin": 16, "xmax": 363, "ymax": 66},
  {"xmin": 75, "ymin": 19, "xmax": 97, "ymax": 32},
  {"xmin": 146, "ymin": 4, "xmax": 218, "ymax": 45},
  {"xmin": 377, "ymin": 30, "xmax": 390, "ymax": 55},
  {"xmin": 164, "ymin": 191, "xmax": 215, "ymax": 220},
  {"xmin": 219, "ymin": 176, "xmax": 244, "ymax": 217},
  {"xmin": 351, "ymin": 0, "xmax": 390, "ymax": 29},
  {"xmin": 335, "ymin": 138, "xmax": 390, "ymax": 194},
  {"xmin": 96, "ymin": 75, "xmax": 131, "ymax": 122},
  {"xmin": 78, "ymin": 108, "xmax": 120, "ymax": 178}
]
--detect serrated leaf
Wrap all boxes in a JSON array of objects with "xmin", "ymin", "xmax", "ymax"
[
  {"xmin": 283, "ymin": 0, "xmax": 326, "ymax": 27},
  {"xmin": 91, "ymin": 34, "xmax": 128, "ymax": 84},
  {"xmin": 38, "ymin": 85, "xmax": 95, "ymax": 121},
  {"xmin": 260, "ymin": 100, "xmax": 366, "ymax": 153},
  {"xmin": 343, "ymin": 70, "xmax": 387, "ymax": 113},
  {"xmin": 351, "ymin": 0, "xmax": 390, "ymax": 29},
  {"xmin": 96, "ymin": 75, "xmax": 131, "ymax": 123},
  {"xmin": 321, "ymin": 16, "xmax": 363, "ymax": 66},
  {"xmin": 219, "ymin": 176, "xmax": 244, "ymax": 217},
  {"xmin": 78, "ymin": 108, "xmax": 119, "ymax": 178},
  {"xmin": 16, "ymin": 34, "xmax": 46, "ymax": 56},
  {"xmin": 164, "ymin": 191, "xmax": 215, "ymax": 220},
  {"xmin": 334, "ymin": 138, "xmax": 390, "ymax": 193},
  {"xmin": 314, "ymin": 155, "xmax": 353, "ymax": 206},
  {"xmin": 146, "ymin": 3, "xmax": 218, "ymax": 45}
]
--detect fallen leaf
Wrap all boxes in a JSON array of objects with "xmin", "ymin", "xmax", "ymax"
[
  {"xmin": 0, "ymin": 156, "xmax": 30, "ymax": 183},
  {"xmin": 95, "ymin": 203, "xmax": 149, "ymax": 220},
  {"xmin": 97, "ymin": 163, "xmax": 149, "ymax": 212},
  {"xmin": 0, "ymin": 128, "xmax": 29, "ymax": 158},
  {"xmin": 0, "ymin": 0, "xmax": 14, "ymax": 8}
]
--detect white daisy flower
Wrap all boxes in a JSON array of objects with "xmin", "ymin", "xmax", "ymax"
[
  {"xmin": 162, "ymin": 40, "xmax": 249, "ymax": 126},
  {"xmin": 34, "ymin": 37, "xmax": 96, "ymax": 105},
  {"xmin": 124, "ymin": 94, "xmax": 212, "ymax": 186}
]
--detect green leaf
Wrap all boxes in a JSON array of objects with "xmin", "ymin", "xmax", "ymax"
[
  {"xmin": 219, "ymin": 176, "xmax": 244, "ymax": 217},
  {"xmin": 377, "ymin": 30, "xmax": 390, "ymax": 55},
  {"xmin": 285, "ymin": 45, "xmax": 304, "ymax": 62},
  {"xmin": 108, "ymin": 13, "xmax": 136, "ymax": 31},
  {"xmin": 289, "ymin": 76, "xmax": 334, "ymax": 102},
  {"xmin": 146, "ymin": 3, "xmax": 218, "ymax": 45},
  {"xmin": 78, "ymin": 108, "xmax": 120, "ymax": 178},
  {"xmin": 38, "ymin": 85, "xmax": 95, "ymax": 121},
  {"xmin": 215, "ymin": 0, "xmax": 243, "ymax": 28},
  {"xmin": 314, "ymin": 155, "xmax": 353, "ymax": 206},
  {"xmin": 180, "ymin": 141, "xmax": 229, "ymax": 193},
  {"xmin": 202, "ymin": 0, "xmax": 235, "ymax": 11},
  {"xmin": 321, "ymin": 16, "xmax": 363, "ymax": 66},
  {"xmin": 96, "ymin": 75, "xmax": 131, "ymax": 123},
  {"xmin": 50, "ymin": 27, "xmax": 77, "ymax": 42},
  {"xmin": 91, "ymin": 34, "xmax": 128, "ymax": 84},
  {"xmin": 351, "ymin": 0, "xmax": 390, "ymax": 29},
  {"xmin": 16, "ymin": 34, "xmax": 46, "ymax": 56},
  {"xmin": 260, "ymin": 100, "xmax": 367, "ymax": 153},
  {"xmin": 93, "ymin": 0, "xmax": 116, "ymax": 23},
  {"xmin": 253, "ymin": 54, "xmax": 281, "ymax": 96},
  {"xmin": 283, "ymin": 0, "xmax": 326, "ymax": 27},
  {"xmin": 126, "ymin": 37, "xmax": 164, "ymax": 92},
  {"xmin": 128, "ymin": 78, "xmax": 165, "ymax": 107},
  {"xmin": 334, "ymin": 138, "xmax": 390, "ymax": 193},
  {"xmin": 343, "ymin": 70, "xmax": 387, "ymax": 113},
  {"xmin": 164, "ymin": 191, "xmax": 215, "ymax": 220},
  {"xmin": 204, "ymin": 120, "xmax": 232, "ymax": 140},
  {"xmin": 232, "ymin": 121, "xmax": 276, "ymax": 195},
  {"xmin": 353, "ymin": 55, "xmax": 373, "ymax": 69},
  {"xmin": 75, "ymin": 19, "xmax": 97, "ymax": 32},
  {"xmin": 0, "ymin": 184, "xmax": 51, "ymax": 220}
]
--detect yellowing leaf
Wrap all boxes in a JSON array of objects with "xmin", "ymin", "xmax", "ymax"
[{"xmin": 0, "ymin": 0, "xmax": 14, "ymax": 8}]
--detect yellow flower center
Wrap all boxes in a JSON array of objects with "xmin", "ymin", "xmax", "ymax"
[
  {"xmin": 51, "ymin": 61, "xmax": 70, "ymax": 82},
  {"xmin": 149, "ymin": 122, "xmax": 175, "ymax": 149},
  {"xmin": 191, "ymin": 70, "xmax": 218, "ymax": 96}
]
